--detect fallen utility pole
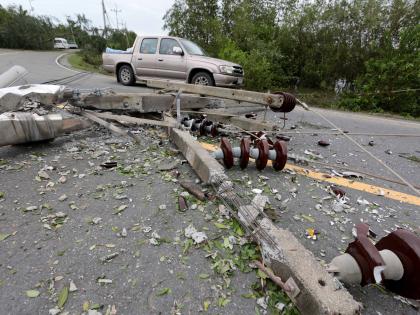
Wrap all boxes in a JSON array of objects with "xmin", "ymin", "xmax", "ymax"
[
  {"xmin": 147, "ymin": 79, "xmax": 288, "ymax": 109},
  {"xmin": 164, "ymin": 116, "xmax": 361, "ymax": 314},
  {"xmin": 68, "ymin": 92, "xmax": 223, "ymax": 113},
  {"xmin": 0, "ymin": 112, "xmax": 90, "ymax": 147}
]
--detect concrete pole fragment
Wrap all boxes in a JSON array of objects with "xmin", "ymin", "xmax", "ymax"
[
  {"xmin": 0, "ymin": 112, "xmax": 90, "ymax": 147},
  {"xmin": 165, "ymin": 122, "xmax": 361, "ymax": 314},
  {"xmin": 69, "ymin": 93, "xmax": 224, "ymax": 113}
]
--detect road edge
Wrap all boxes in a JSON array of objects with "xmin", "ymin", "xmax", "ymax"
[{"xmin": 55, "ymin": 52, "xmax": 81, "ymax": 74}]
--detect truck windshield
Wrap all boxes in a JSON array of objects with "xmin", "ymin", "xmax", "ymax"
[{"xmin": 180, "ymin": 39, "xmax": 206, "ymax": 56}]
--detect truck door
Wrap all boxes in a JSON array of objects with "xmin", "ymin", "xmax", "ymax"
[
  {"xmin": 154, "ymin": 38, "xmax": 187, "ymax": 80},
  {"xmin": 133, "ymin": 38, "xmax": 159, "ymax": 77}
]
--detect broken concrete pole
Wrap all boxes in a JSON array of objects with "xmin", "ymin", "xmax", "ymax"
[
  {"xmin": 168, "ymin": 127, "xmax": 225, "ymax": 184},
  {"xmin": 0, "ymin": 65, "xmax": 28, "ymax": 88},
  {"xmin": 258, "ymin": 218, "xmax": 361, "ymax": 314},
  {"xmin": 0, "ymin": 84, "xmax": 64, "ymax": 113},
  {"xmin": 68, "ymin": 92, "xmax": 224, "ymax": 113},
  {"xmin": 165, "ymin": 121, "xmax": 360, "ymax": 314},
  {"xmin": 0, "ymin": 112, "xmax": 90, "ymax": 146},
  {"xmin": 147, "ymin": 79, "xmax": 285, "ymax": 108}
]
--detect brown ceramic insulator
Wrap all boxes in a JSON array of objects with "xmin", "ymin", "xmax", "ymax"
[
  {"xmin": 255, "ymin": 139, "xmax": 269, "ymax": 170},
  {"xmin": 199, "ymin": 119, "xmax": 208, "ymax": 136},
  {"xmin": 220, "ymin": 137, "xmax": 234, "ymax": 169},
  {"xmin": 375, "ymin": 229, "xmax": 420, "ymax": 299},
  {"xmin": 245, "ymin": 113, "xmax": 257, "ymax": 119},
  {"xmin": 270, "ymin": 92, "xmax": 297, "ymax": 113},
  {"xmin": 277, "ymin": 135, "xmax": 291, "ymax": 142},
  {"xmin": 191, "ymin": 119, "xmax": 201, "ymax": 132},
  {"xmin": 331, "ymin": 186, "xmax": 346, "ymax": 197},
  {"xmin": 253, "ymin": 132, "xmax": 273, "ymax": 146},
  {"xmin": 210, "ymin": 124, "xmax": 218, "ymax": 137},
  {"xmin": 345, "ymin": 223, "xmax": 384, "ymax": 286},
  {"xmin": 272, "ymin": 140, "xmax": 287, "ymax": 171},
  {"xmin": 239, "ymin": 137, "xmax": 251, "ymax": 169}
]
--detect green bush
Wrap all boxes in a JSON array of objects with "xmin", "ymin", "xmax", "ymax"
[{"xmin": 218, "ymin": 41, "xmax": 273, "ymax": 91}]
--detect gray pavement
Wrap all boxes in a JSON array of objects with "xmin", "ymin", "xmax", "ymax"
[{"xmin": 0, "ymin": 49, "xmax": 419, "ymax": 315}]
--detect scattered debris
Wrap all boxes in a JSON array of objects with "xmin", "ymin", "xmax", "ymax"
[
  {"xmin": 178, "ymin": 196, "xmax": 188, "ymax": 212},
  {"xmin": 100, "ymin": 252, "xmax": 119, "ymax": 263},
  {"xmin": 184, "ymin": 224, "xmax": 208, "ymax": 244},
  {"xmin": 179, "ymin": 181, "xmax": 207, "ymax": 201},
  {"xmin": 318, "ymin": 140, "xmax": 330, "ymax": 147}
]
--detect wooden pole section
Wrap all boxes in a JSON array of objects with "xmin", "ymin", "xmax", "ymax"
[{"xmin": 147, "ymin": 79, "xmax": 285, "ymax": 108}]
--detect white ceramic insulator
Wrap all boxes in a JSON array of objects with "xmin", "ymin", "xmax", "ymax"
[
  {"xmin": 212, "ymin": 150, "xmax": 224, "ymax": 159},
  {"xmin": 249, "ymin": 148, "xmax": 259, "ymax": 159},
  {"xmin": 329, "ymin": 249, "xmax": 404, "ymax": 285},
  {"xmin": 380, "ymin": 249, "xmax": 404, "ymax": 281},
  {"xmin": 329, "ymin": 253, "xmax": 363, "ymax": 284},
  {"xmin": 232, "ymin": 147, "xmax": 241, "ymax": 157}
]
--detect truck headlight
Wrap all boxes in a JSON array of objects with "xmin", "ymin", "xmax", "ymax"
[{"xmin": 219, "ymin": 65, "xmax": 235, "ymax": 75}]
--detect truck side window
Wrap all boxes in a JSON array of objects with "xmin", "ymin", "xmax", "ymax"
[
  {"xmin": 140, "ymin": 38, "xmax": 158, "ymax": 54},
  {"xmin": 159, "ymin": 38, "xmax": 180, "ymax": 55}
]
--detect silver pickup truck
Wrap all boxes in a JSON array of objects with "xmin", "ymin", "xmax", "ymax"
[{"xmin": 102, "ymin": 36, "xmax": 244, "ymax": 87}]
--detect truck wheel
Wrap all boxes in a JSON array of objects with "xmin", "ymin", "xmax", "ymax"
[
  {"xmin": 118, "ymin": 65, "xmax": 135, "ymax": 86},
  {"xmin": 191, "ymin": 72, "xmax": 214, "ymax": 86}
]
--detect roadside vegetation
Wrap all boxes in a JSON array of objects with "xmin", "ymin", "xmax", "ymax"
[
  {"xmin": 164, "ymin": 0, "xmax": 420, "ymax": 117},
  {"xmin": 0, "ymin": 5, "xmax": 135, "ymax": 72}
]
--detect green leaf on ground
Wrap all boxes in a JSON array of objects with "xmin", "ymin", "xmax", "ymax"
[
  {"xmin": 113, "ymin": 204, "xmax": 128, "ymax": 215},
  {"xmin": 217, "ymin": 297, "xmax": 230, "ymax": 307},
  {"xmin": 26, "ymin": 290, "xmax": 40, "ymax": 298},
  {"xmin": 301, "ymin": 214, "xmax": 315, "ymax": 223},
  {"xmin": 203, "ymin": 300, "xmax": 211, "ymax": 311},
  {"xmin": 0, "ymin": 233, "xmax": 11, "ymax": 241},
  {"xmin": 57, "ymin": 286, "xmax": 69, "ymax": 308},
  {"xmin": 157, "ymin": 287, "xmax": 171, "ymax": 296},
  {"xmin": 199, "ymin": 273, "xmax": 210, "ymax": 279},
  {"xmin": 214, "ymin": 222, "xmax": 229, "ymax": 229}
]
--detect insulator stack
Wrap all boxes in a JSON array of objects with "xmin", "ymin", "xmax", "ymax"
[
  {"xmin": 270, "ymin": 92, "xmax": 297, "ymax": 113},
  {"xmin": 181, "ymin": 116, "xmax": 218, "ymax": 137},
  {"xmin": 329, "ymin": 223, "xmax": 420, "ymax": 299},
  {"xmin": 212, "ymin": 137, "xmax": 288, "ymax": 171}
]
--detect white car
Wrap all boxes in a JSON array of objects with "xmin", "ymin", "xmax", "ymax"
[
  {"xmin": 54, "ymin": 38, "xmax": 69, "ymax": 49},
  {"xmin": 67, "ymin": 41, "xmax": 79, "ymax": 49}
]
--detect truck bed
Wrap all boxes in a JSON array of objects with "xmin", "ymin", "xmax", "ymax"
[{"xmin": 102, "ymin": 52, "xmax": 132, "ymax": 73}]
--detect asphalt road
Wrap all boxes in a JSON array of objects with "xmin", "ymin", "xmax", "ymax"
[{"xmin": 0, "ymin": 49, "xmax": 419, "ymax": 315}]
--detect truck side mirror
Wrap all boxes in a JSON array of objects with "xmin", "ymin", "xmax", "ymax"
[{"xmin": 173, "ymin": 46, "xmax": 184, "ymax": 56}]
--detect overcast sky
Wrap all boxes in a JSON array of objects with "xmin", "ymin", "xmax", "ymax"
[{"xmin": 2, "ymin": 0, "xmax": 175, "ymax": 35}]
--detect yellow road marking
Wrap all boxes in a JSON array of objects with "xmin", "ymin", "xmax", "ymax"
[{"xmin": 200, "ymin": 142, "xmax": 420, "ymax": 207}]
